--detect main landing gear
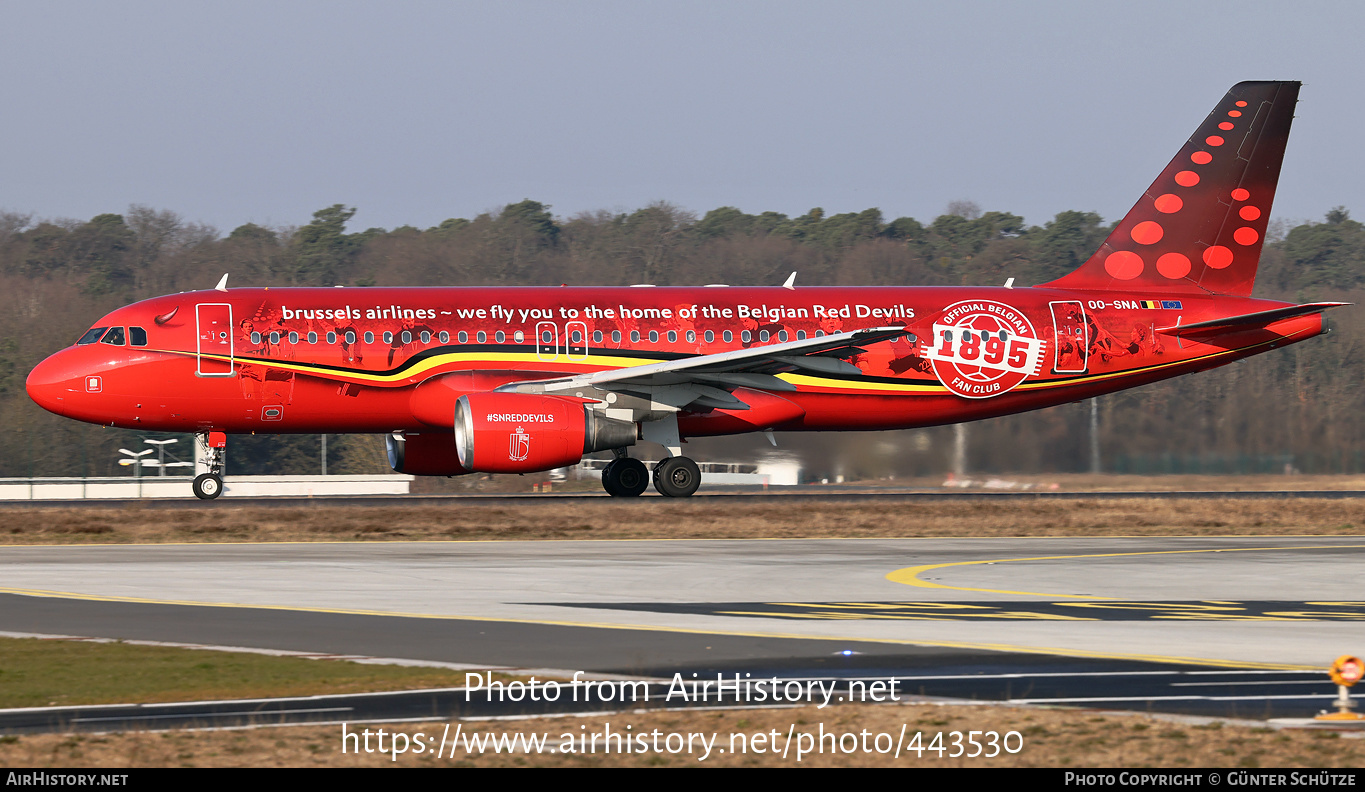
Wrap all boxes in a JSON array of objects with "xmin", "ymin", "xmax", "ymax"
[
  {"xmin": 601, "ymin": 457, "xmax": 649, "ymax": 497},
  {"xmin": 652, "ymin": 456, "xmax": 701, "ymax": 498},
  {"xmin": 601, "ymin": 415, "xmax": 700, "ymax": 498},
  {"xmin": 601, "ymin": 454, "xmax": 701, "ymax": 498},
  {"xmin": 193, "ymin": 430, "xmax": 227, "ymax": 500}
]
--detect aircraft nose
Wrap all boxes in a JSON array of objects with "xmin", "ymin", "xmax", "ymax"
[{"xmin": 26, "ymin": 351, "xmax": 80, "ymax": 417}]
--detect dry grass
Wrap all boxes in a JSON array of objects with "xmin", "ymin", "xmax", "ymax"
[
  {"xmin": 0, "ymin": 636, "xmax": 480, "ymax": 709},
  {"xmin": 1, "ymin": 497, "xmax": 1363, "ymax": 545},
  {"xmin": 2, "ymin": 702, "xmax": 1360, "ymax": 768}
]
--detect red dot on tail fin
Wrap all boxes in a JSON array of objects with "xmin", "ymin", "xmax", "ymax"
[
  {"xmin": 1191, "ymin": 151, "xmax": 1213, "ymax": 164},
  {"xmin": 1205, "ymin": 136, "xmax": 1225, "ymax": 146},
  {"xmin": 1203, "ymin": 246, "xmax": 1234, "ymax": 269},
  {"xmin": 1231, "ymin": 188, "xmax": 1250, "ymax": 201},
  {"xmin": 1239, "ymin": 206, "xmax": 1261, "ymax": 221},
  {"xmin": 1175, "ymin": 171, "xmax": 1200, "ymax": 187},
  {"xmin": 1104, "ymin": 251, "xmax": 1144, "ymax": 279},
  {"xmin": 1154, "ymin": 194, "xmax": 1183, "ymax": 213},
  {"xmin": 1157, "ymin": 253, "xmax": 1192, "ymax": 279},
  {"xmin": 1234, "ymin": 227, "xmax": 1259, "ymax": 245},
  {"xmin": 1131, "ymin": 221, "xmax": 1164, "ymax": 245}
]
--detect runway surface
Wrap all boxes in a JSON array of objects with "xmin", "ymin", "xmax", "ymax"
[
  {"xmin": 2, "ymin": 536, "xmax": 1362, "ymax": 721},
  {"xmin": 5, "ymin": 489, "xmax": 1365, "ymax": 509}
]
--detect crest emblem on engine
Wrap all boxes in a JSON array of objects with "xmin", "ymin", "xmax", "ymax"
[
  {"xmin": 509, "ymin": 425, "xmax": 531, "ymax": 462},
  {"xmin": 923, "ymin": 300, "xmax": 1047, "ymax": 399}
]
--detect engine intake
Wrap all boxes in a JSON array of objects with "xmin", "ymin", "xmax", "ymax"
[{"xmin": 455, "ymin": 392, "xmax": 635, "ymax": 473}]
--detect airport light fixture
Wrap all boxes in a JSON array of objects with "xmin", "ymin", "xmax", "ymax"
[
  {"xmin": 117, "ymin": 447, "xmax": 153, "ymax": 475},
  {"xmin": 144, "ymin": 438, "xmax": 184, "ymax": 477}
]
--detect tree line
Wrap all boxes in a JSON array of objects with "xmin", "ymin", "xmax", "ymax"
[{"xmin": 0, "ymin": 200, "xmax": 1360, "ymax": 480}]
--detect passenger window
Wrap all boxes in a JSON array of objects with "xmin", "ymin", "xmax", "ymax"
[
  {"xmin": 327, "ymin": 331, "xmax": 337, "ymax": 344},
  {"xmin": 572, "ymin": 330, "xmax": 583, "ymax": 343},
  {"xmin": 667, "ymin": 331, "xmax": 677, "ymax": 343},
  {"xmin": 630, "ymin": 331, "xmax": 640, "ymax": 343},
  {"xmin": 495, "ymin": 331, "xmax": 505, "ymax": 343},
  {"xmin": 129, "ymin": 326, "xmax": 148, "ymax": 346},
  {"xmin": 418, "ymin": 331, "xmax": 428, "ymax": 343},
  {"xmin": 741, "ymin": 330, "xmax": 751, "ymax": 343},
  {"xmin": 270, "ymin": 332, "xmax": 280, "ymax": 344},
  {"xmin": 778, "ymin": 330, "xmax": 788, "ymax": 342},
  {"xmin": 251, "ymin": 332, "xmax": 262, "ymax": 345},
  {"xmin": 477, "ymin": 331, "xmax": 487, "ymax": 343},
  {"xmin": 723, "ymin": 330, "xmax": 733, "ymax": 343},
  {"xmin": 759, "ymin": 330, "xmax": 769, "ymax": 342},
  {"xmin": 686, "ymin": 330, "xmax": 695, "ymax": 343},
  {"xmin": 345, "ymin": 331, "xmax": 356, "ymax": 344},
  {"xmin": 364, "ymin": 331, "xmax": 374, "ymax": 344},
  {"xmin": 77, "ymin": 327, "xmax": 108, "ymax": 345},
  {"xmin": 649, "ymin": 331, "xmax": 658, "ymax": 343},
  {"xmin": 308, "ymin": 331, "xmax": 318, "ymax": 344},
  {"xmin": 440, "ymin": 331, "xmax": 450, "ymax": 343},
  {"xmin": 515, "ymin": 330, "xmax": 525, "ymax": 343},
  {"xmin": 288, "ymin": 332, "xmax": 299, "ymax": 344},
  {"xmin": 458, "ymin": 331, "xmax": 468, "ymax": 344},
  {"xmin": 101, "ymin": 327, "xmax": 126, "ymax": 345},
  {"xmin": 612, "ymin": 331, "xmax": 621, "ymax": 343},
  {"xmin": 383, "ymin": 331, "xmax": 393, "ymax": 344},
  {"xmin": 797, "ymin": 330, "xmax": 806, "ymax": 340},
  {"xmin": 593, "ymin": 330, "xmax": 603, "ymax": 343},
  {"xmin": 704, "ymin": 330, "xmax": 714, "ymax": 343},
  {"xmin": 815, "ymin": 330, "xmax": 825, "ymax": 338}
]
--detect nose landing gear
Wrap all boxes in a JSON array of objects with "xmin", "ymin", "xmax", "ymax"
[
  {"xmin": 192, "ymin": 473, "xmax": 222, "ymax": 500},
  {"xmin": 193, "ymin": 430, "xmax": 227, "ymax": 500}
]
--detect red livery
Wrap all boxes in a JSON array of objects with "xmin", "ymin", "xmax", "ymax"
[{"xmin": 26, "ymin": 82, "xmax": 1346, "ymax": 498}]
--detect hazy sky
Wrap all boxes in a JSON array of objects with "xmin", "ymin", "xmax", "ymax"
[{"xmin": 2, "ymin": 1, "xmax": 1362, "ymax": 234}]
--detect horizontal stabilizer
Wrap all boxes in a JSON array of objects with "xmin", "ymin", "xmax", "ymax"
[{"xmin": 1157, "ymin": 302, "xmax": 1349, "ymax": 338}]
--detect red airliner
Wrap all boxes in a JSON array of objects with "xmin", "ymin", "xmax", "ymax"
[{"xmin": 26, "ymin": 81, "xmax": 1345, "ymax": 499}]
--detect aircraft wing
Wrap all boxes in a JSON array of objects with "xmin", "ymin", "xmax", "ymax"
[{"xmin": 498, "ymin": 326, "xmax": 913, "ymax": 410}]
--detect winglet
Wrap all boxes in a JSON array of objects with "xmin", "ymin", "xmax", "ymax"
[
  {"xmin": 782, "ymin": 272, "xmax": 797, "ymax": 290},
  {"xmin": 214, "ymin": 273, "xmax": 230, "ymax": 292}
]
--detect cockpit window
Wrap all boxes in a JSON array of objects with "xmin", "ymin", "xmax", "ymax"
[
  {"xmin": 100, "ymin": 327, "xmax": 126, "ymax": 346},
  {"xmin": 129, "ymin": 326, "xmax": 148, "ymax": 346},
  {"xmin": 77, "ymin": 327, "xmax": 108, "ymax": 345}
]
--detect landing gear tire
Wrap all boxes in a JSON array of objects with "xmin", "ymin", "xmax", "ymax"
[
  {"xmin": 602, "ymin": 458, "xmax": 648, "ymax": 497},
  {"xmin": 192, "ymin": 473, "xmax": 223, "ymax": 500},
  {"xmin": 653, "ymin": 456, "xmax": 700, "ymax": 497}
]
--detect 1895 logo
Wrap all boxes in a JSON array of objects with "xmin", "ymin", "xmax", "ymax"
[{"xmin": 923, "ymin": 300, "xmax": 1046, "ymax": 399}]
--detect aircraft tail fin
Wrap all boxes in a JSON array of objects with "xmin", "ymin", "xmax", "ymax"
[{"xmin": 1041, "ymin": 81, "xmax": 1300, "ymax": 297}]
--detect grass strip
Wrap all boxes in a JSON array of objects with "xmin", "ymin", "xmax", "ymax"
[{"xmin": 0, "ymin": 636, "xmax": 472, "ymax": 709}]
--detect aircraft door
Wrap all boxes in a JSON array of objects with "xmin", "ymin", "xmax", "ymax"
[
  {"xmin": 1049, "ymin": 301, "xmax": 1088, "ymax": 374},
  {"xmin": 196, "ymin": 303, "xmax": 235, "ymax": 377},
  {"xmin": 536, "ymin": 321, "xmax": 559, "ymax": 360},
  {"xmin": 566, "ymin": 321, "xmax": 588, "ymax": 360}
]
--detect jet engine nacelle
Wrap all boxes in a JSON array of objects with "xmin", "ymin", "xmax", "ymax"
[
  {"xmin": 455, "ymin": 392, "xmax": 636, "ymax": 473},
  {"xmin": 386, "ymin": 432, "xmax": 470, "ymax": 476}
]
